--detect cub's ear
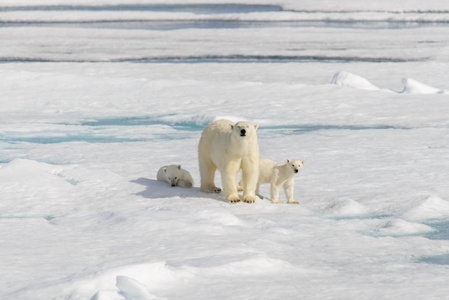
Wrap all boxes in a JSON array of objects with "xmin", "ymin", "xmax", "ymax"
[
  {"xmin": 302, "ymin": 161, "xmax": 305, "ymax": 165},
  {"xmin": 286, "ymin": 159, "xmax": 290, "ymax": 163},
  {"xmin": 163, "ymin": 168, "xmax": 167, "ymax": 173},
  {"xmin": 254, "ymin": 124, "xmax": 259, "ymax": 130},
  {"xmin": 177, "ymin": 165, "xmax": 181, "ymax": 170},
  {"xmin": 230, "ymin": 124, "xmax": 234, "ymax": 129}
]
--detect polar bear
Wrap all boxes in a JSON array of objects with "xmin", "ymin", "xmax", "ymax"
[
  {"xmin": 157, "ymin": 164, "xmax": 194, "ymax": 188},
  {"xmin": 198, "ymin": 119, "xmax": 259, "ymax": 203},
  {"xmin": 256, "ymin": 158, "xmax": 304, "ymax": 204}
]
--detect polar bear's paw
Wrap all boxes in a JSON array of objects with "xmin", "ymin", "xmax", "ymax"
[
  {"xmin": 288, "ymin": 201, "xmax": 299, "ymax": 205},
  {"xmin": 256, "ymin": 194, "xmax": 264, "ymax": 200},
  {"xmin": 243, "ymin": 195, "xmax": 256, "ymax": 204},
  {"xmin": 228, "ymin": 195, "xmax": 241, "ymax": 203},
  {"xmin": 237, "ymin": 185, "xmax": 243, "ymax": 192},
  {"xmin": 272, "ymin": 200, "xmax": 282, "ymax": 204},
  {"xmin": 201, "ymin": 186, "xmax": 222, "ymax": 193},
  {"xmin": 212, "ymin": 187, "xmax": 222, "ymax": 193}
]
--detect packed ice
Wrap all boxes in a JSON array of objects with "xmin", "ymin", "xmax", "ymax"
[{"xmin": 1, "ymin": 0, "xmax": 449, "ymax": 299}]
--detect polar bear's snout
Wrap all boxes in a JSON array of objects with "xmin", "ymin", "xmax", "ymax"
[
  {"xmin": 240, "ymin": 129, "xmax": 246, "ymax": 136},
  {"xmin": 294, "ymin": 169, "xmax": 299, "ymax": 173}
]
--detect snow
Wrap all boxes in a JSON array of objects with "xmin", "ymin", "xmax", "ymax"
[
  {"xmin": 401, "ymin": 78, "xmax": 448, "ymax": 94},
  {"xmin": 332, "ymin": 71, "xmax": 380, "ymax": 91},
  {"xmin": 2, "ymin": 1, "xmax": 449, "ymax": 299},
  {"xmin": 372, "ymin": 219, "xmax": 436, "ymax": 237}
]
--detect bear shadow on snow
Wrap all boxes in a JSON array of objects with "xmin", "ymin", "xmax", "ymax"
[{"xmin": 131, "ymin": 178, "xmax": 223, "ymax": 201}]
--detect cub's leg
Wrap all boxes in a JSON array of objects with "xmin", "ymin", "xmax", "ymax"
[
  {"xmin": 177, "ymin": 179, "xmax": 193, "ymax": 188},
  {"xmin": 270, "ymin": 183, "xmax": 281, "ymax": 204},
  {"xmin": 284, "ymin": 178, "xmax": 298, "ymax": 204},
  {"xmin": 255, "ymin": 182, "xmax": 264, "ymax": 199}
]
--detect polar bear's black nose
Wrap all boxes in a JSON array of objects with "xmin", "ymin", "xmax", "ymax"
[
  {"xmin": 240, "ymin": 129, "xmax": 246, "ymax": 136},
  {"xmin": 295, "ymin": 169, "xmax": 299, "ymax": 173}
]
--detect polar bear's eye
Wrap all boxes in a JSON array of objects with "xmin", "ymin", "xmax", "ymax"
[{"xmin": 174, "ymin": 177, "xmax": 177, "ymax": 179}]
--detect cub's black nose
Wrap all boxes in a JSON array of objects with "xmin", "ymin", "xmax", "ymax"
[
  {"xmin": 295, "ymin": 169, "xmax": 299, "ymax": 173},
  {"xmin": 240, "ymin": 129, "xmax": 246, "ymax": 136}
]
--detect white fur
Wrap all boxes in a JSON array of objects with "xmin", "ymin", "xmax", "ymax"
[
  {"xmin": 156, "ymin": 164, "xmax": 194, "ymax": 188},
  {"xmin": 256, "ymin": 158, "xmax": 304, "ymax": 204},
  {"xmin": 198, "ymin": 119, "xmax": 259, "ymax": 203}
]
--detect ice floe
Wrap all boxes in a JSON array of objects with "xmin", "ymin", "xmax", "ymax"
[
  {"xmin": 331, "ymin": 71, "xmax": 380, "ymax": 91},
  {"xmin": 401, "ymin": 196, "xmax": 449, "ymax": 221},
  {"xmin": 401, "ymin": 78, "xmax": 448, "ymax": 94},
  {"xmin": 324, "ymin": 199, "xmax": 371, "ymax": 218},
  {"xmin": 373, "ymin": 218, "xmax": 436, "ymax": 237},
  {"xmin": 66, "ymin": 262, "xmax": 181, "ymax": 300},
  {"xmin": 332, "ymin": 71, "xmax": 448, "ymax": 94}
]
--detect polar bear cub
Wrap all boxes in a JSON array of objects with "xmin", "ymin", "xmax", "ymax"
[
  {"xmin": 198, "ymin": 119, "xmax": 259, "ymax": 203},
  {"xmin": 257, "ymin": 158, "xmax": 304, "ymax": 204},
  {"xmin": 157, "ymin": 165, "xmax": 194, "ymax": 188}
]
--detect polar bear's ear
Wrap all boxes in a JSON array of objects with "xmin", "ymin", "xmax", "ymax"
[
  {"xmin": 163, "ymin": 168, "xmax": 167, "ymax": 173},
  {"xmin": 230, "ymin": 124, "xmax": 234, "ymax": 129},
  {"xmin": 177, "ymin": 165, "xmax": 181, "ymax": 170},
  {"xmin": 302, "ymin": 161, "xmax": 305, "ymax": 165},
  {"xmin": 254, "ymin": 124, "xmax": 259, "ymax": 130},
  {"xmin": 286, "ymin": 159, "xmax": 290, "ymax": 163}
]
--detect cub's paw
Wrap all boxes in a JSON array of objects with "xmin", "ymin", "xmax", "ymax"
[
  {"xmin": 178, "ymin": 180, "xmax": 193, "ymax": 188},
  {"xmin": 243, "ymin": 195, "xmax": 256, "ymax": 204},
  {"xmin": 228, "ymin": 195, "xmax": 241, "ymax": 203},
  {"xmin": 256, "ymin": 194, "xmax": 264, "ymax": 200},
  {"xmin": 237, "ymin": 185, "xmax": 243, "ymax": 192},
  {"xmin": 213, "ymin": 187, "xmax": 222, "ymax": 193},
  {"xmin": 288, "ymin": 201, "xmax": 299, "ymax": 205},
  {"xmin": 272, "ymin": 200, "xmax": 282, "ymax": 204}
]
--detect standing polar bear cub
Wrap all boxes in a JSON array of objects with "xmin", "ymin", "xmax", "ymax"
[
  {"xmin": 157, "ymin": 164, "xmax": 194, "ymax": 188},
  {"xmin": 198, "ymin": 119, "xmax": 259, "ymax": 203},
  {"xmin": 257, "ymin": 158, "xmax": 304, "ymax": 204}
]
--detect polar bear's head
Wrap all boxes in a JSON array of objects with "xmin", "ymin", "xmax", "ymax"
[
  {"xmin": 163, "ymin": 165, "xmax": 182, "ymax": 186},
  {"xmin": 231, "ymin": 121, "xmax": 259, "ymax": 139},
  {"xmin": 286, "ymin": 159, "xmax": 304, "ymax": 174}
]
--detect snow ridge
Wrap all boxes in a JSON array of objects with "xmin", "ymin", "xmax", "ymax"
[{"xmin": 332, "ymin": 71, "xmax": 448, "ymax": 94}]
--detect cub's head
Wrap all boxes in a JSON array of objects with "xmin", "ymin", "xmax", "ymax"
[
  {"xmin": 163, "ymin": 165, "xmax": 182, "ymax": 186},
  {"xmin": 231, "ymin": 121, "xmax": 259, "ymax": 139},
  {"xmin": 286, "ymin": 159, "xmax": 304, "ymax": 174}
]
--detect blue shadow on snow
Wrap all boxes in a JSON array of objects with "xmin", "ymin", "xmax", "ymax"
[{"xmin": 132, "ymin": 178, "xmax": 223, "ymax": 202}]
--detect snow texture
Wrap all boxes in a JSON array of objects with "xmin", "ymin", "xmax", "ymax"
[{"xmin": 2, "ymin": 1, "xmax": 449, "ymax": 299}]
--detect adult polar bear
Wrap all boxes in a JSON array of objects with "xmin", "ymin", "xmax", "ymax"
[{"xmin": 198, "ymin": 119, "xmax": 259, "ymax": 203}]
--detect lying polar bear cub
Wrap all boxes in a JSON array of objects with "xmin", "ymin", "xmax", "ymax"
[
  {"xmin": 157, "ymin": 164, "xmax": 194, "ymax": 188},
  {"xmin": 255, "ymin": 158, "xmax": 304, "ymax": 204}
]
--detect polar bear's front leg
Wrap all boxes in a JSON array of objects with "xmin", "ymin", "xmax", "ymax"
[
  {"xmin": 284, "ymin": 178, "xmax": 298, "ymax": 204},
  {"xmin": 241, "ymin": 157, "xmax": 258, "ymax": 203},
  {"xmin": 222, "ymin": 162, "xmax": 241, "ymax": 203}
]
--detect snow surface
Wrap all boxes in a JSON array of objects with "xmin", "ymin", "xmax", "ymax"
[{"xmin": 2, "ymin": 1, "xmax": 449, "ymax": 299}]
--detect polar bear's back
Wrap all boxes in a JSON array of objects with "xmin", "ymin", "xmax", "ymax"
[{"xmin": 202, "ymin": 119, "xmax": 233, "ymax": 136}]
